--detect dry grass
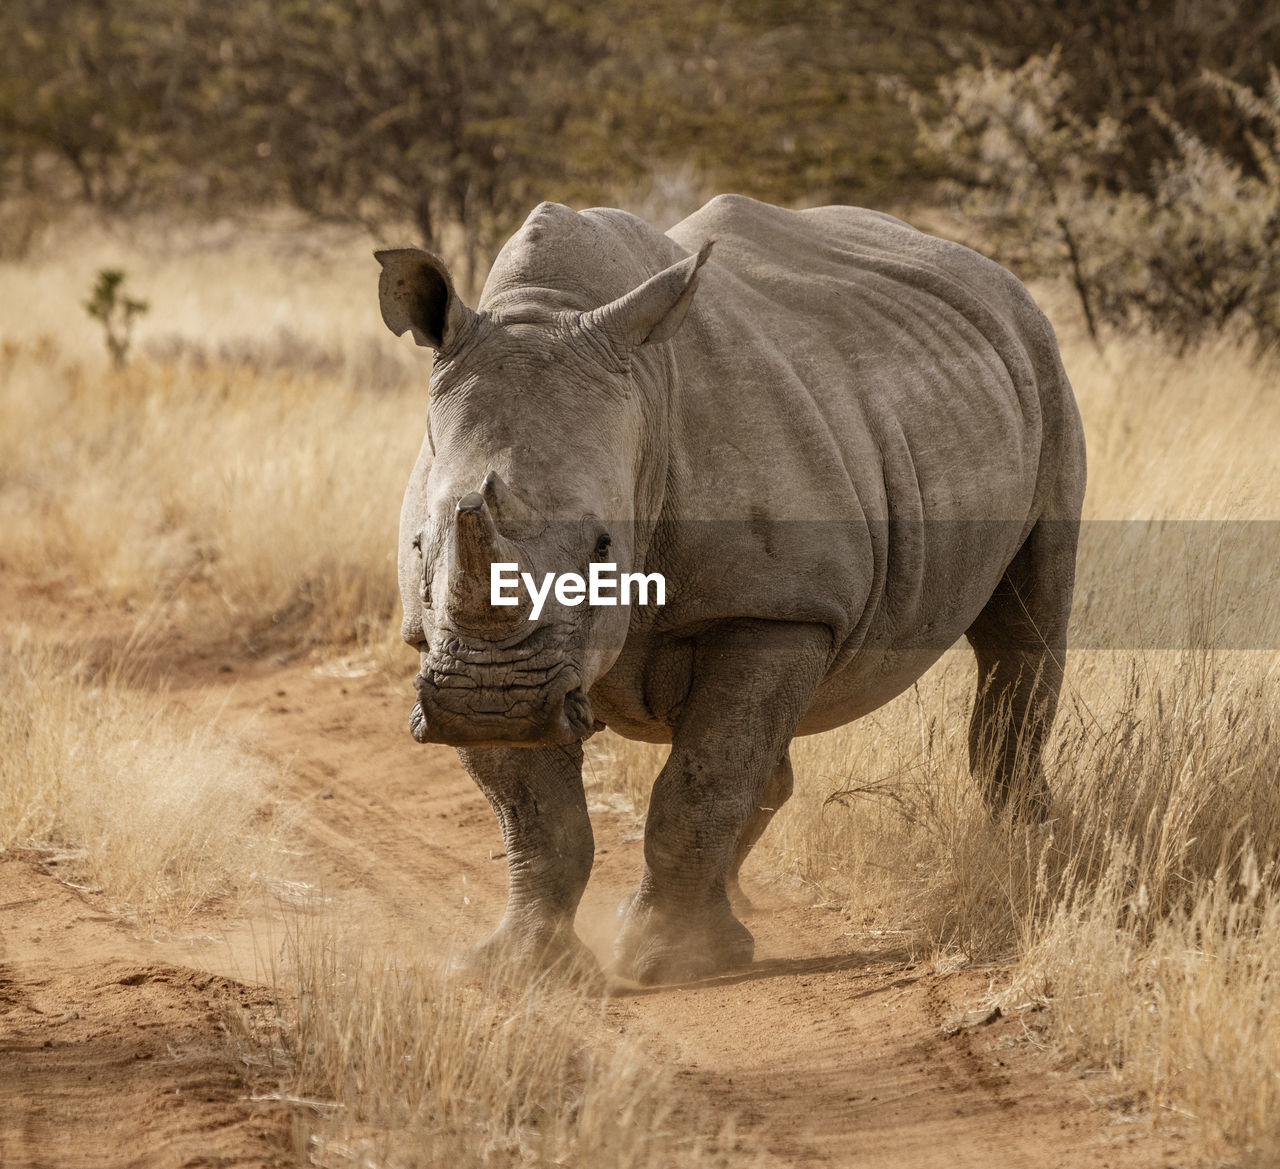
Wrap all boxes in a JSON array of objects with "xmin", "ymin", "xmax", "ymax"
[
  {"xmin": 1011, "ymin": 850, "xmax": 1280, "ymax": 1165},
  {"xmin": 271, "ymin": 923, "xmax": 725, "ymax": 1169},
  {"xmin": 1002, "ymin": 331, "xmax": 1280, "ymax": 1167},
  {"xmin": 0, "ymin": 632, "xmax": 284, "ymax": 929},
  {"xmin": 0, "ymin": 340, "xmax": 413, "ymax": 648},
  {"xmin": 0, "ymin": 215, "xmax": 425, "ymax": 650},
  {"xmin": 584, "ymin": 730, "xmax": 667, "ymax": 815}
]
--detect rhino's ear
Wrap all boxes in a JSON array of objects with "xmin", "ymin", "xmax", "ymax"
[
  {"xmin": 374, "ymin": 247, "xmax": 475, "ymax": 351},
  {"xmin": 585, "ymin": 239, "xmax": 714, "ymax": 350}
]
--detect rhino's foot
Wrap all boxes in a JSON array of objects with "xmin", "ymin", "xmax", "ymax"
[
  {"xmin": 984, "ymin": 775, "xmax": 1053, "ymax": 825},
  {"xmin": 613, "ymin": 896, "xmax": 754, "ymax": 985},
  {"xmin": 459, "ymin": 919, "xmax": 604, "ymax": 992}
]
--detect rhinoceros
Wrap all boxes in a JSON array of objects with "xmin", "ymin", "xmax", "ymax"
[{"xmin": 375, "ymin": 194, "xmax": 1086, "ymax": 985}]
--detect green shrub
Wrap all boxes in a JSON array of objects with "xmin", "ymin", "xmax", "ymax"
[{"xmin": 83, "ymin": 269, "xmax": 148, "ymax": 368}]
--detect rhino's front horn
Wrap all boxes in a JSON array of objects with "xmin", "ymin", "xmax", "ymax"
[
  {"xmin": 446, "ymin": 494, "xmax": 529, "ymax": 631},
  {"xmin": 454, "ymin": 493, "xmax": 497, "ymax": 573}
]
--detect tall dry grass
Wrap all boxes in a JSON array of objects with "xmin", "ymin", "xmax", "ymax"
[
  {"xmin": 0, "ymin": 216, "xmax": 426, "ymax": 650},
  {"xmin": 990, "ymin": 331, "xmax": 1280, "ymax": 1167},
  {"xmin": 0, "ymin": 632, "xmax": 284, "ymax": 928},
  {"xmin": 272, "ymin": 924, "xmax": 724, "ymax": 1169}
]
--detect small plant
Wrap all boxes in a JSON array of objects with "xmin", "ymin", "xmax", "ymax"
[{"xmin": 84, "ymin": 268, "xmax": 148, "ymax": 368}]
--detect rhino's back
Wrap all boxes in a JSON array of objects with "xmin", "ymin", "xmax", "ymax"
[
  {"xmin": 650, "ymin": 194, "xmax": 1083, "ymax": 678},
  {"xmin": 665, "ymin": 196, "xmax": 1067, "ymax": 520},
  {"xmin": 671, "ymin": 195, "xmax": 1034, "ymax": 338}
]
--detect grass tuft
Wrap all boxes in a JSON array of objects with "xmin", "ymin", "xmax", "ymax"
[
  {"xmin": 0, "ymin": 633, "xmax": 283, "ymax": 928},
  {"xmin": 274, "ymin": 924, "xmax": 723, "ymax": 1169}
]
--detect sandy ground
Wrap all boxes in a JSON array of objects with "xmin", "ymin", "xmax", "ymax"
[{"xmin": 0, "ymin": 580, "xmax": 1190, "ymax": 1168}]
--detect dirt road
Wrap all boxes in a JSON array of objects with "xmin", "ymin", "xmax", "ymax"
[{"xmin": 0, "ymin": 612, "xmax": 1188, "ymax": 1167}]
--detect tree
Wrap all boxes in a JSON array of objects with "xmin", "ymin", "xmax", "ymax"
[
  {"xmin": 935, "ymin": 0, "xmax": 1280, "ymax": 193},
  {"xmin": 915, "ymin": 55, "xmax": 1280, "ymax": 350},
  {"xmin": 219, "ymin": 0, "xmax": 605, "ymax": 271}
]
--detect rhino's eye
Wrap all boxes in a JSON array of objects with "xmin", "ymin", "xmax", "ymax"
[
  {"xmin": 412, "ymin": 529, "xmax": 424, "ymax": 555},
  {"xmin": 593, "ymin": 533, "xmax": 612, "ymax": 560}
]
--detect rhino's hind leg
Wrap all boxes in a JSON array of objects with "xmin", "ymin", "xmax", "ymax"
[
  {"xmin": 964, "ymin": 516, "xmax": 1079, "ymax": 818},
  {"xmin": 727, "ymin": 752, "xmax": 794, "ymax": 913},
  {"xmin": 456, "ymin": 743, "xmax": 599, "ymax": 984},
  {"xmin": 615, "ymin": 622, "xmax": 829, "ymax": 985}
]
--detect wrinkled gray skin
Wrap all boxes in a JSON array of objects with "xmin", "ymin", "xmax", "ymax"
[{"xmin": 375, "ymin": 195, "xmax": 1086, "ymax": 985}]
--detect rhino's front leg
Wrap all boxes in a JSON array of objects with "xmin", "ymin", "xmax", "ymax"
[
  {"xmin": 616, "ymin": 622, "xmax": 831, "ymax": 984},
  {"xmin": 456, "ymin": 742, "xmax": 598, "ymax": 982}
]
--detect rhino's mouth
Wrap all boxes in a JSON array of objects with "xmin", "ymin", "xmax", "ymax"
[
  {"xmin": 408, "ymin": 686, "xmax": 594, "ymax": 745},
  {"xmin": 408, "ymin": 628, "xmax": 594, "ymax": 746}
]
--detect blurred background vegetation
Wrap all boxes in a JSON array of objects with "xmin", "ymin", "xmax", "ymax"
[{"xmin": 3, "ymin": 0, "xmax": 1280, "ymax": 343}]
